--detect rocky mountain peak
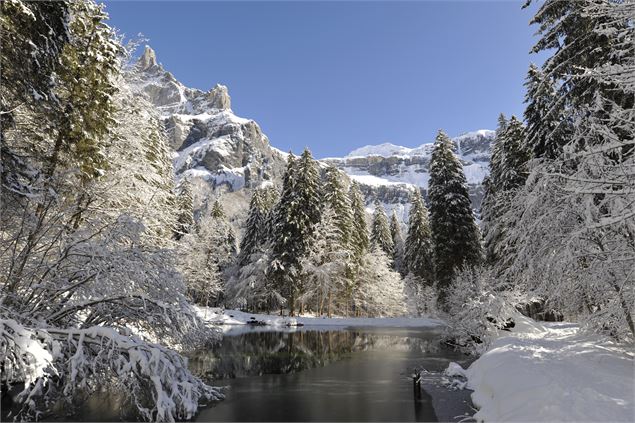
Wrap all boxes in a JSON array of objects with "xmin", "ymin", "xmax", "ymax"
[
  {"xmin": 138, "ymin": 45, "xmax": 158, "ymax": 71},
  {"xmin": 208, "ymin": 84, "xmax": 231, "ymax": 110}
]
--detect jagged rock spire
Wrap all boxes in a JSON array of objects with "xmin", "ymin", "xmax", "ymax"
[
  {"xmin": 138, "ymin": 45, "xmax": 157, "ymax": 70},
  {"xmin": 208, "ymin": 84, "xmax": 231, "ymax": 110}
]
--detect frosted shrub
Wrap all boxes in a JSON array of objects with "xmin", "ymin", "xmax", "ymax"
[
  {"xmin": 443, "ymin": 267, "xmax": 516, "ymax": 354},
  {"xmin": 404, "ymin": 274, "xmax": 438, "ymax": 317},
  {"xmin": 1, "ymin": 319, "xmax": 223, "ymax": 422}
]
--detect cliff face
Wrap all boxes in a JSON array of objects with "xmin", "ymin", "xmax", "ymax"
[
  {"xmin": 323, "ymin": 130, "xmax": 495, "ymax": 221},
  {"xmin": 133, "ymin": 46, "xmax": 287, "ymax": 223}
]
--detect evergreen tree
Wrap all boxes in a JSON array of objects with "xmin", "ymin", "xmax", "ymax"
[
  {"xmin": 344, "ymin": 181, "xmax": 369, "ymax": 316},
  {"xmin": 498, "ymin": 116, "xmax": 531, "ymax": 191},
  {"xmin": 403, "ymin": 190, "xmax": 434, "ymax": 284},
  {"xmin": 526, "ymin": 0, "xmax": 632, "ymax": 158},
  {"xmin": 238, "ymin": 189, "xmax": 266, "ymax": 265},
  {"xmin": 370, "ymin": 200, "xmax": 394, "ymax": 256},
  {"xmin": 523, "ymin": 63, "xmax": 570, "ymax": 160},
  {"xmin": 174, "ymin": 178, "xmax": 194, "ymax": 240},
  {"xmin": 428, "ymin": 130, "xmax": 482, "ymax": 303},
  {"xmin": 210, "ymin": 199, "xmax": 225, "ymax": 219},
  {"xmin": 488, "ymin": 114, "xmax": 508, "ymax": 188},
  {"xmin": 300, "ymin": 206, "xmax": 349, "ymax": 317},
  {"xmin": 322, "ymin": 165, "xmax": 353, "ymax": 248},
  {"xmin": 497, "ymin": 0, "xmax": 635, "ymax": 338},
  {"xmin": 52, "ymin": 1, "xmax": 121, "ymax": 182},
  {"xmin": 348, "ymin": 182, "xmax": 369, "ymax": 262},
  {"xmin": 389, "ymin": 210, "xmax": 405, "ymax": 274},
  {"xmin": 481, "ymin": 116, "xmax": 530, "ymax": 265},
  {"xmin": 270, "ymin": 149, "xmax": 321, "ymax": 315}
]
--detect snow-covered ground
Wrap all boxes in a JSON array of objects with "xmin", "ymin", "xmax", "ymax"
[
  {"xmin": 195, "ymin": 307, "xmax": 444, "ymax": 331},
  {"xmin": 448, "ymin": 313, "xmax": 634, "ymax": 422}
]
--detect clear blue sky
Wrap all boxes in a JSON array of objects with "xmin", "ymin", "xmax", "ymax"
[{"xmin": 104, "ymin": 0, "xmax": 547, "ymax": 158}]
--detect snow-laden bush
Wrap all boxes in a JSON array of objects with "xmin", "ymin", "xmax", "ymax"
[
  {"xmin": 403, "ymin": 274, "xmax": 438, "ymax": 317},
  {"xmin": 443, "ymin": 267, "xmax": 520, "ymax": 354},
  {"xmin": 353, "ymin": 248, "xmax": 407, "ymax": 317},
  {"xmin": 1, "ymin": 319, "xmax": 223, "ymax": 422}
]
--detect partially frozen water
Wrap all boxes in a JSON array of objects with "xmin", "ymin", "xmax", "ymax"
[{"xmin": 191, "ymin": 327, "xmax": 475, "ymax": 422}]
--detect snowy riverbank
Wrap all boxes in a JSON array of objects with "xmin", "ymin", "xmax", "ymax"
[
  {"xmin": 448, "ymin": 313, "xmax": 634, "ymax": 422},
  {"xmin": 195, "ymin": 307, "xmax": 444, "ymax": 331}
]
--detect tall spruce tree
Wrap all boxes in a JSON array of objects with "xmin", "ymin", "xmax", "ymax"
[
  {"xmin": 403, "ymin": 190, "xmax": 434, "ymax": 284},
  {"xmin": 488, "ymin": 114, "xmax": 508, "ymax": 187},
  {"xmin": 429, "ymin": 130, "xmax": 482, "ymax": 302},
  {"xmin": 174, "ymin": 179, "xmax": 194, "ymax": 240},
  {"xmin": 348, "ymin": 182, "xmax": 369, "ymax": 262},
  {"xmin": 389, "ymin": 210, "xmax": 405, "ymax": 274},
  {"xmin": 498, "ymin": 116, "xmax": 531, "ymax": 191},
  {"xmin": 238, "ymin": 189, "xmax": 266, "ymax": 266},
  {"xmin": 523, "ymin": 63, "xmax": 569, "ymax": 160},
  {"xmin": 322, "ymin": 165, "xmax": 353, "ymax": 248},
  {"xmin": 270, "ymin": 149, "xmax": 321, "ymax": 315},
  {"xmin": 370, "ymin": 200, "xmax": 394, "ymax": 256},
  {"xmin": 481, "ymin": 116, "xmax": 530, "ymax": 265},
  {"xmin": 526, "ymin": 0, "xmax": 631, "ymax": 158}
]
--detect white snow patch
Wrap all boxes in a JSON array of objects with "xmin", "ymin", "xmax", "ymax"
[
  {"xmin": 195, "ymin": 307, "xmax": 444, "ymax": 330},
  {"xmin": 347, "ymin": 173, "xmax": 415, "ymax": 188},
  {"xmin": 454, "ymin": 313, "xmax": 634, "ymax": 422},
  {"xmin": 462, "ymin": 162, "xmax": 490, "ymax": 184}
]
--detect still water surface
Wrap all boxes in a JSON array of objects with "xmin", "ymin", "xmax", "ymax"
[
  {"xmin": 30, "ymin": 326, "xmax": 473, "ymax": 422},
  {"xmin": 190, "ymin": 326, "xmax": 474, "ymax": 422}
]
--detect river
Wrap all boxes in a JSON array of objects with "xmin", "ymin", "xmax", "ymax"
[
  {"xmin": 25, "ymin": 325, "xmax": 474, "ymax": 422},
  {"xmin": 190, "ymin": 326, "xmax": 474, "ymax": 422}
]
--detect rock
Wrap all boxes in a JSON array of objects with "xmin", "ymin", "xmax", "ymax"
[
  {"xmin": 208, "ymin": 84, "xmax": 231, "ymax": 110},
  {"xmin": 138, "ymin": 45, "xmax": 157, "ymax": 71},
  {"xmin": 516, "ymin": 299, "xmax": 564, "ymax": 322}
]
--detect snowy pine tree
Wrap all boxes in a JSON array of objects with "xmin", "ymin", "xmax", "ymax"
[
  {"xmin": 270, "ymin": 149, "xmax": 322, "ymax": 315},
  {"xmin": 322, "ymin": 165, "xmax": 353, "ymax": 249},
  {"xmin": 523, "ymin": 63, "xmax": 571, "ymax": 160},
  {"xmin": 301, "ymin": 206, "xmax": 349, "ymax": 317},
  {"xmin": 429, "ymin": 130, "xmax": 482, "ymax": 303},
  {"xmin": 348, "ymin": 181, "xmax": 369, "ymax": 262},
  {"xmin": 238, "ymin": 189, "xmax": 267, "ymax": 266},
  {"xmin": 370, "ymin": 200, "xmax": 394, "ymax": 256},
  {"xmin": 174, "ymin": 178, "xmax": 194, "ymax": 240},
  {"xmin": 404, "ymin": 189, "xmax": 434, "ymax": 285},
  {"xmin": 389, "ymin": 210, "xmax": 405, "ymax": 274},
  {"xmin": 481, "ymin": 116, "xmax": 530, "ymax": 265}
]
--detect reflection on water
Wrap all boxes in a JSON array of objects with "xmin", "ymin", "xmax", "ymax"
[
  {"xmin": 189, "ymin": 329, "xmax": 440, "ymax": 380},
  {"xmin": 191, "ymin": 328, "xmax": 473, "ymax": 422},
  {"xmin": 27, "ymin": 328, "xmax": 473, "ymax": 422}
]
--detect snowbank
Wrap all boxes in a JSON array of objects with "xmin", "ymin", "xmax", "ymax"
[
  {"xmin": 450, "ymin": 313, "xmax": 634, "ymax": 422},
  {"xmin": 195, "ymin": 307, "xmax": 444, "ymax": 330}
]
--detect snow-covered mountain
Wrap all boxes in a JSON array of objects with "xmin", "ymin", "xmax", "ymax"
[
  {"xmin": 134, "ymin": 45, "xmax": 493, "ymax": 226},
  {"xmin": 133, "ymin": 46, "xmax": 287, "ymax": 221},
  {"xmin": 323, "ymin": 130, "xmax": 495, "ymax": 221}
]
